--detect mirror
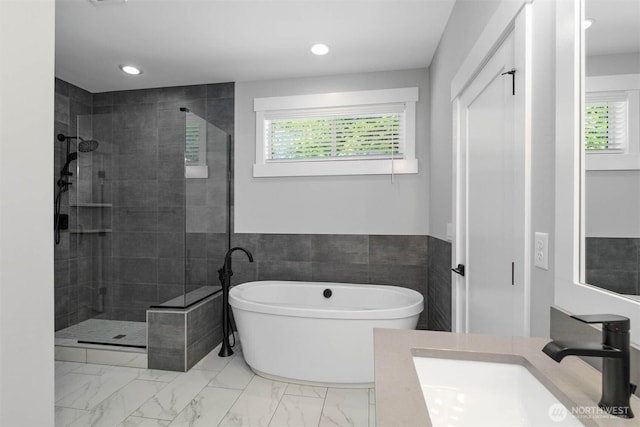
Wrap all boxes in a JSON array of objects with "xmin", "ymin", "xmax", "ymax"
[{"xmin": 583, "ymin": 0, "xmax": 640, "ymax": 299}]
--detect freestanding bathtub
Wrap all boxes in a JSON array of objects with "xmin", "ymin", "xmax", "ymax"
[{"xmin": 229, "ymin": 280, "xmax": 424, "ymax": 387}]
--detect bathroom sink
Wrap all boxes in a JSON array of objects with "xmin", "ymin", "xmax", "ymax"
[{"xmin": 412, "ymin": 356, "xmax": 584, "ymax": 426}]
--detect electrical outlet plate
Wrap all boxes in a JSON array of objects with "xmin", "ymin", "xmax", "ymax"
[{"xmin": 534, "ymin": 232, "xmax": 549, "ymax": 270}]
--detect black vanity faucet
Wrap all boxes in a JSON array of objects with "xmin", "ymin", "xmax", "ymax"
[{"xmin": 542, "ymin": 314, "xmax": 635, "ymax": 418}]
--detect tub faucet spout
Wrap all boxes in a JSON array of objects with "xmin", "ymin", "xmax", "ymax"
[
  {"xmin": 542, "ymin": 314, "xmax": 635, "ymax": 418},
  {"xmin": 218, "ymin": 247, "xmax": 254, "ymax": 357}
]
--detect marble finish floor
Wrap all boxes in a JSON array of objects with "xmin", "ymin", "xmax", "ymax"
[
  {"xmin": 56, "ymin": 319, "xmax": 146, "ymax": 348},
  {"xmin": 55, "ymin": 343, "xmax": 376, "ymax": 427}
]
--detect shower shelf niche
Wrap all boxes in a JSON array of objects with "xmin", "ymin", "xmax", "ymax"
[{"xmin": 71, "ymin": 202, "xmax": 112, "ymax": 234}]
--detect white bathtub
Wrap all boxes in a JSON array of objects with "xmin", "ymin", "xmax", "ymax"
[{"xmin": 229, "ymin": 280, "xmax": 424, "ymax": 387}]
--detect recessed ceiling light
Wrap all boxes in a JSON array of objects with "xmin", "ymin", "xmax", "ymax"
[
  {"xmin": 119, "ymin": 64, "xmax": 142, "ymax": 75},
  {"xmin": 584, "ymin": 19, "xmax": 594, "ymax": 29},
  {"xmin": 311, "ymin": 43, "xmax": 330, "ymax": 56}
]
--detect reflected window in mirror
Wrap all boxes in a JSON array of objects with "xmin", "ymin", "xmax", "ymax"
[
  {"xmin": 182, "ymin": 108, "xmax": 209, "ymax": 179},
  {"xmin": 582, "ymin": 0, "xmax": 640, "ymax": 299}
]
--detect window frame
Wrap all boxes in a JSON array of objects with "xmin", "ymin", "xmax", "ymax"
[
  {"xmin": 584, "ymin": 91, "xmax": 628, "ymax": 153},
  {"xmin": 584, "ymin": 74, "xmax": 640, "ymax": 171},
  {"xmin": 253, "ymin": 87, "xmax": 419, "ymax": 177}
]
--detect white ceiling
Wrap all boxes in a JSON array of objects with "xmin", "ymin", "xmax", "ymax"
[
  {"xmin": 55, "ymin": 0, "xmax": 456, "ymax": 93},
  {"xmin": 586, "ymin": 0, "xmax": 640, "ymax": 57}
]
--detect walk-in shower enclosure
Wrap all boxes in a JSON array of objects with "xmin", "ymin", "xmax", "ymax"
[{"xmin": 54, "ymin": 81, "xmax": 234, "ymax": 346}]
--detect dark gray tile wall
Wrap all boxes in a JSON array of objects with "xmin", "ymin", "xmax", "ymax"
[
  {"xmin": 99, "ymin": 83, "xmax": 232, "ymax": 321},
  {"xmin": 54, "ymin": 79, "xmax": 94, "ymax": 330},
  {"xmin": 230, "ymin": 233, "xmax": 430, "ymax": 329},
  {"xmin": 54, "ymin": 80, "xmax": 233, "ymax": 330},
  {"xmin": 427, "ymin": 236, "xmax": 452, "ymax": 331},
  {"xmin": 585, "ymin": 237, "xmax": 640, "ymax": 295}
]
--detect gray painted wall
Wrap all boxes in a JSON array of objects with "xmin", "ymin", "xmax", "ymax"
[
  {"xmin": 428, "ymin": 0, "xmax": 501, "ymax": 242},
  {"xmin": 586, "ymin": 52, "xmax": 640, "ymax": 77},
  {"xmin": 1, "ymin": 2, "xmax": 55, "ymax": 424},
  {"xmin": 234, "ymin": 69, "xmax": 429, "ymax": 236},
  {"xmin": 586, "ymin": 170, "xmax": 640, "ymax": 238},
  {"xmin": 428, "ymin": 0, "xmax": 557, "ymax": 337}
]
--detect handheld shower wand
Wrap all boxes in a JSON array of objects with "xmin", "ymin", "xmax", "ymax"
[{"xmin": 54, "ymin": 134, "xmax": 100, "ymax": 244}]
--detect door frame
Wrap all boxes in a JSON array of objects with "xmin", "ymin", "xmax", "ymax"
[{"xmin": 451, "ymin": 0, "xmax": 532, "ymax": 336}]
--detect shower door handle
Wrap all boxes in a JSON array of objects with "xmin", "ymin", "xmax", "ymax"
[{"xmin": 451, "ymin": 264, "xmax": 465, "ymax": 277}]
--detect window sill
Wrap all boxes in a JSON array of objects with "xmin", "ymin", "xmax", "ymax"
[
  {"xmin": 186, "ymin": 165, "xmax": 209, "ymax": 179},
  {"xmin": 585, "ymin": 153, "xmax": 640, "ymax": 171},
  {"xmin": 253, "ymin": 158, "xmax": 418, "ymax": 178}
]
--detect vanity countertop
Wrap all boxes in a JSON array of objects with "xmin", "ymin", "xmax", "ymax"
[{"xmin": 374, "ymin": 328, "xmax": 640, "ymax": 427}]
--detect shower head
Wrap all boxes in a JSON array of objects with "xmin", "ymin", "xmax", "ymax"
[
  {"xmin": 78, "ymin": 138, "xmax": 99, "ymax": 152},
  {"xmin": 57, "ymin": 134, "xmax": 100, "ymax": 152}
]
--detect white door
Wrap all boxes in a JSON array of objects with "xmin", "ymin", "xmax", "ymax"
[{"xmin": 455, "ymin": 31, "xmax": 526, "ymax": 336}]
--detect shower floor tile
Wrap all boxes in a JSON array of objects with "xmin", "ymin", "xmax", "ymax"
[{"xmin": 55, "ymin": 319, "xmax": 146, "ymax": 348}]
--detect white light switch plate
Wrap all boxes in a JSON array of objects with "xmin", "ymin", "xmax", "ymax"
[{"xmin": 534, "ymin": 232, "xmax": 549, "ymax": 270}]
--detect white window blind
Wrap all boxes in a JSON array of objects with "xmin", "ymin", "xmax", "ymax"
[
  {"xmin": 253, "ymin": 87, "xmax": 419, "ymax": 177},
  {"xmin": 584, "ymin": 93, "xmax": 628, "ymax": 153},
  {"xmin": 185, "ymin": 112, "xmax": 207, "ymax": 165},
  {"xmin": 265, "ymin": 104, "xmax": 405, "ymax": 162}
]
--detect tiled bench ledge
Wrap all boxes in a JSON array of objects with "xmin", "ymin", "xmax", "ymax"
[{"xmin": 147, "ymin": 290, "xmax": 224, "ymax": 372}]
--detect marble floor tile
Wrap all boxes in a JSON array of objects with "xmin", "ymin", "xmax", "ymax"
[
  {"xmin": 133, "ymin": 369, "xmax": 218, "ymax": 420},
  {"xmin": 55, "ymin": 406, "xmax": 88, "ymax": 427},
  {"xmin": 71, "ymin": 363, "xmax": 118, "ymax": 376},
  {"xmin": 284, "ymin": 383, "xmax": 328, "ymax": 399},
  {"xmin": 269, "ymin": 394, "xmax": 324, "ymax": 427},
  {"xmin": 118, "ymin": 416, "xmax": 171, "ymax": 427},
  {"xmin": 56, "ymin": 373, "xmax": 102, "ymax": 403},
  {"xmin": 69, "ymin": 380, "xmax": 166, "ymax": 427},
  {"xmin": 319, "ymin": 388, "xmax": 370, "ymax": 427},
  {"xmin": 218, "ymin": 376, "xmax": 287, "ymax": 427},
  {"xmin": 55, "ymin": 361, "xmax": 85, "ymax": 379},
  {"xmin": 133, "ymin": 368, "xmax": 181, "ymax": 383},
  {"xmin": 207, "ymin": 353, "xmax": 255, "ymax": 390},
  {"xmin": 168, "ymin": 386, "xmax": 241, "ymax": 427},
  {"xmin": 192, "ymin": 345, "xmax": 235, "ymax": 372},
  {"xmin": 55, "ymin": 355, "xmax": 377, "ymax": 427},
  {"xmin": 56, "ymin": 369, "xmax": 139, "ymax": 410},
  {"xmin": 104, "ymin": 365, "xmax": 181, "ymax": 383}
]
